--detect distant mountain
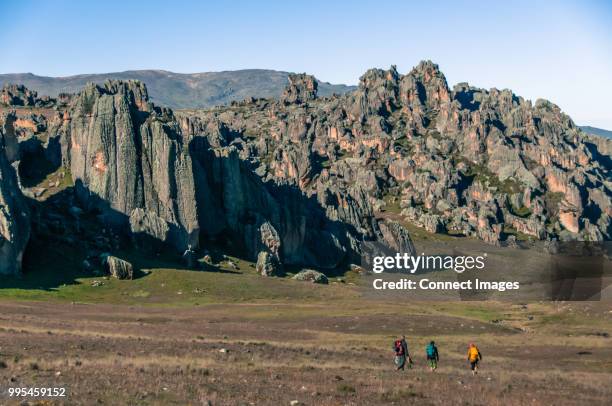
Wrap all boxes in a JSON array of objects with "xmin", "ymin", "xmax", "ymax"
[
  {"xmin": 579, "ymin": 126, "xmax": 612, "ymax": 139},
  {"xmin": 0, "ymin": 69, "xmax": 356, "ymax": 109}
]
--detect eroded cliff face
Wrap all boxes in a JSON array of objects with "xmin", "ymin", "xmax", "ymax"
[
  {"xmin": 0, "ymin": 113, "xmax": 30, "ymax": 275},
  {"xmin": 49, "ymin": 79, "xmax": 387, "ymax": 268},
  {"xmin": 5, "ymin": 60, "xmax": 610, "ymax": 275},
  {"xmin": 54, "ymin": 81, "xmax": 199, "ymax": 252},
  {"xmin": 188, "ymin": 134, "xmax": 362, "ymax": 268},
  {"xmin": 179, "ymin": 61, "xmax": 610, "ymax": 244}
]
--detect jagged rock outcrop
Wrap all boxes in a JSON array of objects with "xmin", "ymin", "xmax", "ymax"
[
  {"xmin": 1, "ymin": 84, "xmax": 56, "ymax": 108},
  {"xmin": 259, "ymin": 221, "xmax": 281, "ymax": 257},
  {"xmin": 12, "ymin": 59, "xmax": 610, "ymax": 280},
  {"xmin": 188, "ymin": 141, "xmax": 359, "ymax": 268},
  {"xmin": 281, "ymin": 74, "xmax": 318, "ymax": 105},
  {"xmin": 1, "ymin": 112, "xmax": 20, "ymax": 162},
  {"xmin": 177, "ymin": 60, "xmax": 610, "ymax": 244},
  {"xmin": 0, "ymin": 114, "xmax": 30, "ymax": 275},
  {"xmin": 44, "ymin": 80, "xmax": 395, "ymax": 269},
  {"xmin": 378, "ymin": 221, "xmax": 416, "ymax": 254},
  {"xmin": 56, "ymin": 80, "xmax": 199, "ymax": 252}
]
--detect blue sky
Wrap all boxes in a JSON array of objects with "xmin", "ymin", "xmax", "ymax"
[{"xmin": 1, "ymin": 0, "xmax": 611, "ymax": 128}]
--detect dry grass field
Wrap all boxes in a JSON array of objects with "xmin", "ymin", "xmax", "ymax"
[
  {"xmin": 0, "ymin": 292, "xmax": 610, "ymax": 405},
  {"xmin": 1, "ymin": 223, "xmax": 610, "ymax": 405}
]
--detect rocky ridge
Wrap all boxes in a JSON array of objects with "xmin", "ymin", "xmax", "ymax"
[
  {"xmin": 1, "ymin": 83, "xmax": 64, "ymax": 108},
  {"xmin": 178, "ymin": 61, "xmax": 610, "ymax": 244},
  {"xmin": 1, "ymin": 60, "xmax": 611, "ymax": 276},
  {"xmin": 27, "ymin": 79, "xmax": 411, "ymax": 274}
]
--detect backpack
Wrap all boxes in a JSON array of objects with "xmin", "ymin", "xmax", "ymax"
[
  {"xmin": 394, "ymin": 340, "xmax": 404, "ymax": 355},
  {"xmin": 426, "ymin": 344, "xmax": 436, "ymax": 358},
  {"xmin": 468, "ymin": 346, "xmax": 480, "ymax": 361}
]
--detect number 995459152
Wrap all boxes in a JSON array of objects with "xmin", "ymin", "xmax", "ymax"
[{"xmin": 6, "ymin": 387, "xmax": 67, "ymax": 397}]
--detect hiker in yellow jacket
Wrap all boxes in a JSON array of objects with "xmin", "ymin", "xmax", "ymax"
[{"xmin": 467, "ymin": 343, "xmax": 482, "ymax": 375}]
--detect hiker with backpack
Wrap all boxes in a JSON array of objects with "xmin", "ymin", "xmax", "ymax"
[
  {"xmin": 467, "ymin": 343, "xmax": 482, "ymax": 375},
  {"xmin": 392, "ymin": 335, "xmax": 412, "ymax": 370},
  {"xmin": 425, "ymin": 341, "xmax": 439, "ymax": 371}
]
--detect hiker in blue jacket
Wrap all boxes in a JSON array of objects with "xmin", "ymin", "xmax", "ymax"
[{"xmin": 426, "ymin": 341, "xmax": 439, "ymax": 371}]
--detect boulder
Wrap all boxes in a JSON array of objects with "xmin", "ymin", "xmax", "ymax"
[
  {"xmin": 256, "ymin": 251, "xmax": 281, "ymax": 277},
  {"xmin": 101, "ymin": 254, "xmax": 134, "ymax": 280},
  {"xmin": 292, "ymin": 269, "xmax": 328, "ymax": 284}
]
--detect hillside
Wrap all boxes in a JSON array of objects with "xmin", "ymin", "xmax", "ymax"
[
  {"xmin": 0, "ymin": 69, "xmax": 355, "ymax": 109},
  {"xmin": 580, "ymin": 125, "xmax": 612, "ymax": 139}
]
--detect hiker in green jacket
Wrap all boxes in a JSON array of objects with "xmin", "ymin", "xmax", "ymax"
[{"xmin": 426, "ymin": 341, "xmax": 439, "ymax": 371}]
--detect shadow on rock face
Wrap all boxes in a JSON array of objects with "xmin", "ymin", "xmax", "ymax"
[
  {"xmin": 1, "ymin": 184, "xmax": 210, "ymax": 291},
  {"xmin": 18, "ymin": 135, "xmax": 61, "ymax": 188},
  {"xmin": 189, "ymin": 135, "xmax": 363, "ymax": 271}
]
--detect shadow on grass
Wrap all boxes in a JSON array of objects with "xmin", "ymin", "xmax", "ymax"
[{"xmin": 0, "ymin": 186, "xmax": 243, "ymax": 292}]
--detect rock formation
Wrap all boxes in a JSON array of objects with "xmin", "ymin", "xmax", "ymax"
[
  {"xmin": 281, "ymin": 74, "xmax": 318, "ymax": 105},
  {"xmin": 0, "ymin": 113, "xmax": 31, "ymax": 275},
  {"xmin": 37, "ymin": 79, "xmax": 385, "ymax": 270},
  {"xmin": 101, "ymin": 254, "xmax": 134, "ymax": 280},
  {"xmin": 1, "ymin": 84, "xmax": 56, "ymax": 108},
  {"xmin": 53, "ymin": 80, "xmax": 199, "ymax": 252},
  {"xmin": 292, "ymin": 269, "xmax": 329, "ymax": 284},
  {"xmin": 256, "ymin": 251, "xmax": 281, "ymax": 276},
  {"xmin": 2, "ymin": 59, "xmax": 611, "ymax": 278},
  {"xmin": 176, "ymin": 60, "xmax": 610, "ymax": 244}
]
